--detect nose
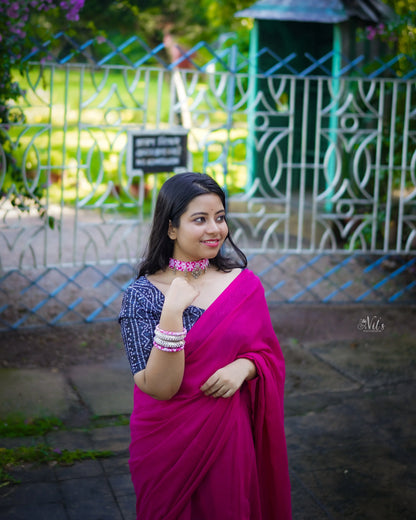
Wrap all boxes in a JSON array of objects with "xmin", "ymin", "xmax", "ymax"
[{"xmin": 206, "ymin": 218, "xmax": 220, "ymax": 233}]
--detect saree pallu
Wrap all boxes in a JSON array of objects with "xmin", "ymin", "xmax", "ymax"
[{"xmin": 129, "ymin": 269, "xmax": 292, "ymax": 520}]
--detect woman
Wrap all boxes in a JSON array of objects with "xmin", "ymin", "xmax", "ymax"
[{"xmin": 119, "ymin": 172, "xmax": 292, "ymax": 520}]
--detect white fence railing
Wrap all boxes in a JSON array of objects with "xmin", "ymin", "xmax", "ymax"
[{"xmin": 1, "ymin": 62, "xmax": 415, "ymax": 272}]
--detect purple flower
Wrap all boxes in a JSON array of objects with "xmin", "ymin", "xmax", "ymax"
[
  {"xmin": 7, "ymin": 6, "xmax": 20, "ymax": 19},
  {"xmin": 366, "ymin": 26, "xmax": 377, "ymax": 41},
  {"xmin": 66, "ymin": 11, "xmax": 79, "ymax": 21}
]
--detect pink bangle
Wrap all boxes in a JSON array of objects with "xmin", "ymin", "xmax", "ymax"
[
  {"xmin": 155, "ymin": 324, "xmax": 187, "ymax": 337},
  {"xmin": 153, "ymin": 341, "xmax": 185, "ymax": 353}
]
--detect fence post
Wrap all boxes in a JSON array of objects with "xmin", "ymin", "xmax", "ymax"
[
  {"xmin": 327, "ymin": 24, "xmax": 342, "ymax": 213},
  {"xmin": 246, "ymin": 20, "xmax": 258, "ymax": 192}
]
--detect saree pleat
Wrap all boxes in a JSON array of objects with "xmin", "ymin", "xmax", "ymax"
[{"xmin": 129, "ymin": 269, "xmax": 292, "ymax": 520}]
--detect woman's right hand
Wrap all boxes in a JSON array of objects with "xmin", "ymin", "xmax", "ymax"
[{"xmin": 164, "ymin": 277, "xmax": 199, "ymax": 314}]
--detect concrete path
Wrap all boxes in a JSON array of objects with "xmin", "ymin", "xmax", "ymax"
[{"xmin": 0, "ymin": 334, "xmax": 415, "ymax": 519}]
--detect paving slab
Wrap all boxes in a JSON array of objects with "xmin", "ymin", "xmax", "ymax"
[
  {"xmin": 61, "ymin": 476, "xmax": 124, "ymax": 520},
  {"xmin": 117, "ymin": 494, "xmax": 137, "ymax": 520},
  {"xmin": 1, "ymin": 481, "xmax": 62, "ymax": 507},
  {"xmin": 90, "ymin": 424, "xmax": 131, "ymax": 452},
  {"xmin": 309, "ymin": 335, "xmax": 416, "ymax": 387},
  {"xmin": 68, "ymin": 358, "xmax": 133, "ymax": 417},
  {"xmin": 283, "ymin": 340, "xmax": 360, "ymax": 396},
  {"xmin": 45, "ymin": 429, "xmax": 94, "ymax": 451},
  {"xmin": 54, "ymin": 459, "xmax": 103, "ymax": 481},
  {"xmin": 0, "ymin": 367, "xmax": 77, "ymax": 419},
  {"xmin": 0, "ymin": 502, "xmax": 68, "ymax": 520},
  {"xmin": 1, "ymin": 331, "xmax": 415, "ymax": 520}
]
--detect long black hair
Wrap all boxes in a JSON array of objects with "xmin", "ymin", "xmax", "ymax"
[{"xmin": 138, "ymin": 172, "xmax": 247, "ymax": 277}]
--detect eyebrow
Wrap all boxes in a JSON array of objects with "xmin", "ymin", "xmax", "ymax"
[{"xmin": 190, "ymin": 209, "xmax": 225, "ymax": 217}]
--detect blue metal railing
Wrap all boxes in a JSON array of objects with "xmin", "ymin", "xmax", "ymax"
[{"xmin": 21, "ymin": 32, "xmax": 416, "ymax": 79}]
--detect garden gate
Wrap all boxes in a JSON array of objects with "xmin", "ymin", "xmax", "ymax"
[{"xmin": 0, "ymin": 33, "xmax": 415, "ymax": 330}]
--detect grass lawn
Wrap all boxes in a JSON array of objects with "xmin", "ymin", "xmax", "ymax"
[{"xmin": 6, "ymin": 65, "xmax": 249, "ymax": 213}]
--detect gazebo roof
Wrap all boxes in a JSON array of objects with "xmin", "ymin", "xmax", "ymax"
[{"xmin": 235, "ymin": 0, "xmax": 394, "ymax": 24}]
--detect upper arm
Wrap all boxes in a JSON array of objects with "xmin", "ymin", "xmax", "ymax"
[{"xmin": 119, "ymin": 285, "xmax": 157, "ymax": 374}]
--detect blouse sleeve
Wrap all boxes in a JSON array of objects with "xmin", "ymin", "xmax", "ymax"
[{"xmin": 119, "ymin": 283, "xmax": 160, "ymax": 375}]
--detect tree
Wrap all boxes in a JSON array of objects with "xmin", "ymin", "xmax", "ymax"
[
  {"xmin": 0, "ymin": 1, "xmax": 84, "ymax": 218},
  {"xmin": 76, "ymin": 0, "xmax": 253, "ymax": 50},
  {"xmin": 360, "ymin": 0, "xmax": 416, "ymax": 65}
]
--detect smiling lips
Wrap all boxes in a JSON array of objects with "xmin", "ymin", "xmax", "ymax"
[{"xmin": 202, "ymin": 239, "xmax": 220, "ymax": 247}]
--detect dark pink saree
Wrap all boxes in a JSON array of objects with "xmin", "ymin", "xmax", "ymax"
[{"xmin": 129, "ymin": 269, "xmax": 292, "ymax": 519}]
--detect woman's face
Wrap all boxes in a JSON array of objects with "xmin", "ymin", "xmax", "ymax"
[{"xmin": 168, "ymin": 193, "xmax": 228, "ymax": 262}]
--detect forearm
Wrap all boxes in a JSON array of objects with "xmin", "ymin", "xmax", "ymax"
[{"xmin": 134, "ymin": 307, "xmax": 186, "ymax": 400}]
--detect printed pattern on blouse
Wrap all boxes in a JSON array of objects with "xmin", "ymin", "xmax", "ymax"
[{"xmin": 119, "ymin": 276, "xmax": 204, "ymax": 374}]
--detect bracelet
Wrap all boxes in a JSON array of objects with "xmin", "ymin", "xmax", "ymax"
[
  {"xmin": 153, "ymin": 341, "xmax": 185, "ymax": 353},
  {"xmin": 154, "ymin": 330, "xmax": 186, "ymax": 343},
  {"xmin": 153, "ymin": 338, "xmax": 186, "ymax": 349},
  {"xmin": 155, "ymin": 324, "xmax": 187, "ymax": 338},
  {"xmin": 153, "ymin": 324, "xmax": 187, "ymax": 353}
]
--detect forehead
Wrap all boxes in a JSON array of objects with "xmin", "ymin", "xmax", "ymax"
[{"xmin": 184, "ymin": 193, "xmax": 224, "ymax": 213}]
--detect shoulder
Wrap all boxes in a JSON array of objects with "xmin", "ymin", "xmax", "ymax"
[
  {"xmin": 123, "ymin": 276, "xmax": 152, "ymax": 299},
  {"xmin": 210, "ymin": 267, "xmax": 260, "ymax": 288},
  {"xmin": 205, "ymin": 266, "xmax": 242, "ymax": 291},
  {"xmin": 219, "ymin": 266, "xmax": 244, "ymax": 281},
  {"xmin": 238, "ymin": 268, "xmax": 265, "ymax": 295},
  {"xmin": 240, "ymin": 268, "xmax": 261, "ymax": 284},
  {"xmin": 120, "ymin": 276, "xmax": 162, "ymax": 317}
]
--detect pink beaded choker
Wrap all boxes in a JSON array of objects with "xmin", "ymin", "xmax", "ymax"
[{"xmin": 168, "ymin": 258, "xmax": 209, "ymax": 279}]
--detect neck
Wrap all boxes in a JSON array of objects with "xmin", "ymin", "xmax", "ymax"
[{"xmin": 168, "ymin": 257, "xmax": 209, "ymax": 279}]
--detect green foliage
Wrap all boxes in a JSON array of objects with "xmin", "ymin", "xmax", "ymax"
[
  {"xmin": 0, "ymin": 414, "xmax": 114, "ymax": 487},
  {"xmin": 382, "ymin": 0, "xmax": 416, "ymax": 57},
  {"xmin": 357, "ymin": 0, "xmax": 416, "ymax": 72},
  {"xmin": 0, "ymin": 1, "xmax": 84, "ymax": 222},
  {"xmin": 0, "ymin": 416, "xmax": 64, "ymax": 438},
  {"xmin": 91, "ymin": 414, "xmax": 130, "ymax": 428},
  {"xmin": 77, "ymin": 0, "xmax": 253, "ymax": 50},
  {"xmin": 0, "ymin": 445, "xmax": 113, "ymax": 466},
  {"xmin": 0, "ymin": 445, "xmax": 113, "ymax": 486},
  {"xmin": 1, "ymin": 1, "xmax": 252, "ymax": 220}
]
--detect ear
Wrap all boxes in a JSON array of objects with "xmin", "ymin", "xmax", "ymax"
[{"xmin": 168, "ymin": 220, "xmax": 176, "ymax": 240}]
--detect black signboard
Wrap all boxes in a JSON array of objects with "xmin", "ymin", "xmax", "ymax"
[{"xmin": 127, "ymin": 128, "xmax": 188, "ymax": 174}]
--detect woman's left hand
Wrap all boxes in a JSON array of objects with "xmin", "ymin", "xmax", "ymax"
[{"xmin": 200, "ymin": 358, "xmax": 256, "ymax": 398}]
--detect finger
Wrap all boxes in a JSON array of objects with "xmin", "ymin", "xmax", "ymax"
[
  {"xmin": 200, "ymin": 375, "xmax": 219, "ymax": 393},
  {"xmin": 204, "ymin": 384, "xmax": 223, "ymax": 396},
  {"xmin": 212, "ymin": 387, "xmax": 225, "ymax": 398},
  {"xmin": 204, "ymin": 381, "xmax": 227, "ymax": 397}
]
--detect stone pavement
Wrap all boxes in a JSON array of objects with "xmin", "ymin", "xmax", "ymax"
[{"xmin": 0, "ymin": 330, "xmax": 415, "ymax": 519}]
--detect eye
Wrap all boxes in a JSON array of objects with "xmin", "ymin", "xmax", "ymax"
[
  {"xmin": 216, "ymin": 215, "xmax": 226, "ymax": 222},
  {"xmin": 194, "ymin": 217, "xmax": 206, "ymax": 223}
]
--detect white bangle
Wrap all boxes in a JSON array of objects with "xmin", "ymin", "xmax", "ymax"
[{"xmin": 155, "ymin": 330, "xmax": 186, "ymax": 343}]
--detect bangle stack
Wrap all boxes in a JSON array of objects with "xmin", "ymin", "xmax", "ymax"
[{"xmin": 153, "ymin": 324, "xmax": 187, "ymax": 352}]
